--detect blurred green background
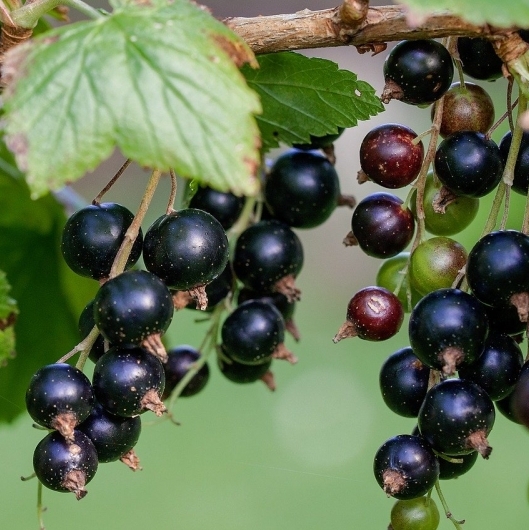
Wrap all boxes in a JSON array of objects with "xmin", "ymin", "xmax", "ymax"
[{"xmin": 2, "ymin": 0, "xmax": 529, "ymax": 528}]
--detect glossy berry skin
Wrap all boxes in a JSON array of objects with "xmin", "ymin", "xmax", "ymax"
[
  {"xmin": 495, "ymin": 391, "xmax": 521, "ymax": 424},
  {"xmin": 221, "ymin": 300, "xmax": 285, "ymax": 365},
  {"xmin": 510, "ymin": 363, "xmax": 529, "ymax": 427},
  {"xmin": 237, "ymin": 288, "xmax": 295, "ymax": 323},
  {"xmin": 78, "ymin": 403, "xmax": 141, "ymax": 463},
  {"xmin": 351, "ymin": 193, "xmax": 414, "ymax": 259},
  {"xmin": 233, "ymin": 220, "xmax": 304, "ymax": 292},
  {"xmin": 359, "ymin": 123, "xmax": 424, "ymax": 188},
  {"xmin": 418, "ymin": 379, "xmax": 495, "ymax": 457},
  {"xmin": 434, "ymin": 132, "xmax": 503, "ymax": 198},
  {"xmin": 458, "ymin": 332, "xmax": 523, "ymax": 401},
  {"xmin": 188, "ymin": 186, "xmax": 244, "ymax": 230},
  {"xmin": 61, "ymin": 202, "xmax": 143, "ymax": 280},
  {"xmin": 92, "ymin": 345, "xmax": 165, "ymax": 417},
  {"xmin": 379, "ymin": 347, "xmax": 430, "ymax": 418},
  {"xmin": 264, "ymin": 150, "xmax": 340, "ymax": 228},
  {"xmin": 409, "ymin": 289, "xmax": 489, "ymax": 375},
  {"xmin": 26, "ymin": 363, "xmax": 94, "ymax": 431},
  {"xmin": 484, "ymin": 301, "xmax": 527, "ymax": 337},
  {"xmin": 383, "ymin": 39, "xmax": 453, "ymax": 105},
  {"xmin": 143, "ymin": 209, "xmax": 229, "ymax": 290},
  {"xmin": 218, "ymin": 349, "xmax": 272, "ymax": 384},
  {"xmin": 499, "ymin": 131, "xmax": 529, "ymax": 195},
  {"xmin": 466, "ymin": 230, "xmax": 529, "ymax": 308},
  {"xmin": 78, "ymin": 300, "xmax": 106, "ymax": 363},
  {"xmin": 162, "ymin": 345, "xmax": 210, "ymax": 400},
  {"xmin": 457, "ymin": 37, "xmax": 503, "ymax": 81},
  {"xmin": 438, "ymin": 451, "xmax": 478, "ymax": 480},
  {"xmin": 435, "ymin": 82, "xmax": 495, "ymax": 138},
  {"xmin": 94, "ymin": 270, "xmax": 173, "ymax": 345},
  {"xmin": 373, "ymin": 434, "xmax": 439, "ymax": 500},
  {"xmin": 390, "ymin": 497, "xmax": 440, "ymax": 530},
  {"xmin": 345, "ymin": 286, "xmax": 404, "ymax": 341},
  {"xmin": 33, "ymin": 430, "xmax": 98, "ymax": 499}
]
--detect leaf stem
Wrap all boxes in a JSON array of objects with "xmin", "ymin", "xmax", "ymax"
[
  {"xmin": 434, "ymin": 480, "xmax": 465, "ymax": 529},
  {"xmin": 93, "ymin": 159, "xmax": 131, "ymax": 205},
  {"xmin": 11, "ymin": 0, "xmax": 102, "ymax": 27}
]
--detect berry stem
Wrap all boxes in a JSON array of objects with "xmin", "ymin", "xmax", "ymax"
[
  {"xmin": 56, "ymin": 325, "xmax": 99, "ymax": 366},
  {"xmin": 434, "ymin": 480, "xmax": 465, "ymax": 529},
  {"xmin": 11, "ymin": 0, "xmax": 103, "ymax": 27},
  {"xmin": 166, "ymin": 169, "xmax": 178, "ymax": 215},
  {"xmin": 92, "ymin": 159, "xmax": 131, "ymax": 205},
  {"xmin": 37, "ymin": 480, "xmax": 45, "ymax": 530},
  {"xmin": 486, "ymin": 97, "xmax": 518, "ymax": 140}
]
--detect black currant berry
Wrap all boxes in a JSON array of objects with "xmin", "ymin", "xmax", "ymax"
[
  {"xmin": 26, "ymin": 363, "xmax": 94, "ymax": 441},
  {"xmin": 438, "ymin": 451, "xmax": 478, "ymax": 480},
  {"xmin": 409, "ymin": 288, "xmax": 489, "ymax": 375},
  {"xmin": 373, "ymin": 434, "xmax": 439, "ymax": 500},
  {"xmin": 33, "ymin": 430, "xmax": 98, "ymax": 499},
  {"xmin": 221, "ymin": 300, "xmax": 292, "ymax": 365},
  {"xmin": 162, "ymin": 345, "xmax": 210, "ymax": 400},
  {"xmin": 466, "ymin": 230, "xmax": 529, "ymax": 317},
  {"xmin": 233, "ymin": 220, "xmax": 304, "ymax": 302},
  {"xmin": 359, "ymin": 123, "xmax": 424, "ymax": 189},
  {"xmin": 264, "ymin": 149, "xmax": 340, "ymax": 228},
  {"xmin": 495, "ymin": 391, "xmax": 521, "ymax": 424},
  {"xmin": 390, "ymin": 496, "xmax": 440, "ymax": 530},
  {"xmin": 92, "ymin": 345, "xmax": 166, "ymax": 417},
  {"xmin": 379, "ymin": 347, "xmax": 430, "ymax": 418},
  {"xmin": 382, "ymin": 39, "xmax": 453, "ymax": 105},
  {"xmin": 78, "ymin": 299, "xmax": 106, "ymax": 363},
  {"xmin": 456, "ymin": 37, "xmax": 503, "ymax": 81},
  {"xmin": 499, "ymin": 130, "xmax": 529, "ymax": 195},
  {"xmin": 143, "ymin": 209, "xmax": 229, "ymax": 299},
  {"xmin": 333, "ymin": 286, "xmax": 404, "ymax": 342},
  {"xmin": 458, "ymin": 332, "xmax": 523, "ymax": 401},
  {"xmin": 350, "ymin": 192, "xmax": 414, "ymax": 259},
  {"xmin": 510, "ymin": 362, "xmax": 529, "ymax": 428},
  {"xmin": 61, "ymin": 202, "xmax": 143, "ymax": 280},
  {"xmin": 188, "ymin": 186, "xmax": 245, "ymax": 230},
  {"xmin": 78, "ymin": 402, "xmax": 141, "ymax": 465},
  {"xmin": 434, "ymin": 132, "xmax": 503, "ymax": 198},
  {"xmin": 484, "ymin": 301, "xmax": 527, "ymax": 337},
  {"xmin": 418, "ymin": 378, "xmax": 495, "ymax": 458},
  {"xmin": 94, "ymin": 270, "xmax": 173, "ymax": 357},
  {"xmin": 218, "ymin": 348, "xmax": 273, "ymax": 386}
]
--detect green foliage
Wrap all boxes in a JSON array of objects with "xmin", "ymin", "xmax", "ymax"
[
  {"xmin": 2, "ymin": 0, "xmax": 262, "ymax": 199},
  {"xmin": 242, "ymin": 52, "xmax": 384, "ymax": 151},
  {"xmin": 397, "ymin": 0, "xmax": 529, "ymax": 28},
  {"xmin": 0, "ymin": 149, "xmax": 95, "ymax": 423},
  {"xmin": 0, "ymin": 271, "xmax": 18, "ymax": 367}
]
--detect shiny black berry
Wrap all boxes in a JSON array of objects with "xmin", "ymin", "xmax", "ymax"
[
  {"xmin": 418, "ymin": 378, "xmax": 495, "ymax": 458},
  {"xmin": 457, "ymin": 37, "xmax": 503, "ymax": 81},
  {"xmin": 264, "ymin": 150, "xmax": 340, "ymax": 228},
  {"xmin": 218, "ymin": 349, "xmax": 273, "ymax": 385},
  {"xmin": 373, "ymin": 434, "xmax": 439, "ymax": 500},
  {"xmin": 189, "ymin": 186, "xmax": 245, "ymax": 230},
  {"xmin": 26, "ymin": 363, "xmax": 94, "ymax": 441},
  {"xmin": 61, "ymin": 202, "xmax": 143, "ymax": 280},
  {"xmin": 382, "ymin": 39, "xmax": 453, "ymax": 105},
  {"xmin": 33, "ymin": 430, "xmax": 98, "ymax": 499},
  {"xmin": 438, "ymin": 451, "xmax": 478, "ymax": 480},
  {"xmin": 499, "ymin": 130, "xmax": 529, "ymax": 195}
]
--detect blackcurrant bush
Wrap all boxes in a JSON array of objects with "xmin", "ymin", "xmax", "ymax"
[
  {"xmin": 78, "ymin": 402, "xmax": 141, "ymax": 464},
  {"xmin": 409, "ymin": 288, "xmax": 489, "ymax": 375},
  {"xmin": 26, "ymin": 363, "xmax": 94, "ymax": 441},
  {"xmin": 333, "ymin": 286, "xmax": 404, "ymax": 342},
  {"xmin": 78, "ymin": 299, "xmax": 106, "ymax": 363},
  {"xmin": 418, "ymin": 378, "xmax": 495, "ymax": 458},
  {"xmin": 218, "ymin": 348, "xmax": 273, "ymax": 385},
  {"xmin": 350, "ymin": 192, "xmax": 415, "ymax": 259},
  {"xmin": 390, "ymin": 496, "xmax": 440, "ymax": 530},
  {"xmin": 94, "ymin": 270, "xmax": 173, "ymax": 360},
  {"xmin": 233, "ymin": 220, "xmax": 304, "ymax": 301},
  {"xmin": 434, "ymin": 82, "xmax": 495, "ymax": 138},
  {"xmin": 458, "ymin": 332, "xmax": 523, "ymax": 401},
  {"xmin": 456, "ymin": 37, "xmax": 503, "ymax": 81},
  {"xmin": 466, "ymin": 230, "xmax": 529, "ymax": 316},
  {"xmin": 379, "ymin": 347, "xmax": 430, "ymax": 418},
  {"xmin": 499, "ymin": 130, "xmax": 529, "ymax": 195},
  {"xmin": 373, "ymin": 434, "xmax": 439, "ymax": 500},
  {"xmin": 382, "ymin": 39, "xmax": 453, "ymax": 105},
  {"xmin": 143, "ymin": 208, "xmax": 229, "ymax": 294},
  {"xmin": 162, "ymin": 345, "xmax": 210, "ymax": 400},
  {"xmin": 61, "ymin": 202, "xmax": 143, "ymax": 280},
  {"xmin": 434, "ymin": 132, "xmax": 503, "ymax": 198},
  {"xmin": 264, "ymin": 149, "xmax": 340, "ymax": 228},
  {"xmin": 188, "ymin": 186, "xmax": 245, "ymax": 230},
  {"xmin": 92, "ymin": 345, "xmax": 166, "ymax": 417},
  {"xmin": 221, "ymin": 300, "xmax": 288, "ymax": 365},
  {"xmin": 33, "ymin": 430, "xmax": 98, "ymax": 499},
  {"xmin": 359, "ymin": 123, "xmax": 424, "ymax": 189},
  {"xmin": 438, "ymin": 451, "xmax": 478, "ymax": 480}
]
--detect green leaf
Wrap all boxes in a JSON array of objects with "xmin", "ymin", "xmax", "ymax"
[
  {"xmin": 242, "ymin": 52, "xmax": 384, "ymax": 151},
  {"xmin": 3, "ymin": 0, "xmax": 262, "ymax": 198},
  {"xmin": 396, "ymin": 0, "xmax": 529, "ymax": 28},
  {"xmin": 0, "ymin": 271, "xmax": 17, "ymax": 367},
  {"xmin": 0, "ymin": 152, "xmax": 96, "ymax": 423}
]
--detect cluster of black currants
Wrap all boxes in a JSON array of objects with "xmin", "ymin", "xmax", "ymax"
[{"xmin": 333, "ymin": 36, "xmax": 529, "ymax": 528}]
